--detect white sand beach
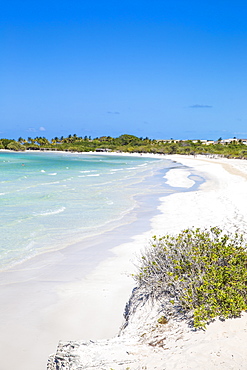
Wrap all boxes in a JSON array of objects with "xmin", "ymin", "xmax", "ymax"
[{"xmin": 1, "ymin": 154, "xmax": 247, "ymax": 369}]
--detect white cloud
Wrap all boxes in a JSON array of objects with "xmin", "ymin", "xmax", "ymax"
[{"xmin": 39, "ymin": 126, "xmax": 46, "ymax": 131}]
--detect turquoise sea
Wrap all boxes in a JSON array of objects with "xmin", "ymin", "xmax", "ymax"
[{"xmin": 0, "ymin": 151, "xmax": 179, "ymax": 270}]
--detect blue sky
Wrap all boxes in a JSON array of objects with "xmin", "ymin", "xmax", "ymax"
[{"xmin": 1, "ymin": 0, "xmax": 247, "ymax": 140}]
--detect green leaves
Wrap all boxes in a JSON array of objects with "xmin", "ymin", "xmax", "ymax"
[{"xmin": 134, "ymin": 227, "xmax": 247, "ymax": 328}]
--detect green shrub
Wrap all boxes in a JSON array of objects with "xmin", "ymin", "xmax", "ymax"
[
  {"xmin": 134, "ymin": 227, "xmax": 247, "ymax": 328},
  {"xmin": 7, "ymin": 141, "xmax": 26, "ymax": 151}
]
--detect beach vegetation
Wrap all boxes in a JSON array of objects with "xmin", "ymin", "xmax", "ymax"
[
  {"xmin": 1, "ymin": 138, "xmax": 15, "ymax": 149},
  {"xmin": 7, "ymin": 141, "xmax": 26, "ymax": 151},
  {"xmin": 134, "ymin": 227, "xmax": 247, "ymax": 329},
  {"xmin": 3, "ymin": 134, "xmax": 247, "ymax": 158}
]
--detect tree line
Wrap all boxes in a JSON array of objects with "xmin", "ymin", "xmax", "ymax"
[{"xmin": 1, "ymin": 134, "xmax": 247, "ymax": 158}]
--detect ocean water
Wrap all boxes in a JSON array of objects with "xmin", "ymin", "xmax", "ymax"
[{"xmin": 0, "ymin": 151, "xmax": 178, "ymax": 270}]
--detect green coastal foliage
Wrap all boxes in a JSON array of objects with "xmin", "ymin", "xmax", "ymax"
[
  {"xmin": 135, "ymin": 227, "xmax": 247, "ymax": 328},
  {"xmin": 6, "ymin": 141, "xmax": 26, "ymax": 151},
  {"xmin": 1, "ymin": 134, "xmax": 247, "ymax": 158}
]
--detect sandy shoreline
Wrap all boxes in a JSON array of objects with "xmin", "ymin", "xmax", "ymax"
[
  {"xmin": 1, "ymin": 153, "xmax": 247, "ymax": 369},
  {"xmin": 0, "ymin": 152, "xmax": 174, "ymax": 370}
]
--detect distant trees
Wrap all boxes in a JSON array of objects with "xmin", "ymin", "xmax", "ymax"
[
  {"xmin": 34, "ymin": 137, "xmax": 50, "ymax": 146},
  {"xmin": 1, "ymin": 139, "xmax": 15, "ymax": 149},
  {"xmin": 18, "ymin": 137, "xmax": 27, "ymax": 144},
  {"xmin": 117, "ymin": 134, "xmax": 140, "ymax": 145},
  {"xmin": 2, "ymin": 134, "xmax": 247, "ymax": 158},
  {"xmin": 7, "ymin": 141, "xmax": 25, "ymax": 151}
]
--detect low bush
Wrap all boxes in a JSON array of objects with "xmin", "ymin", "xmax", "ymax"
[
  {"xmin": 134, "ymin": 227, "xmax": 247, "ymax": 328},
  {"xmin": 7, "ymin": 141, "xmax": 26, "ymax": 151}
]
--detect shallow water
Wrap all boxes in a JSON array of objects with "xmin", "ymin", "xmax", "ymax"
[{"xmin": 0, "ymin": 151, "xmax": 179, "ymax": 269}]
